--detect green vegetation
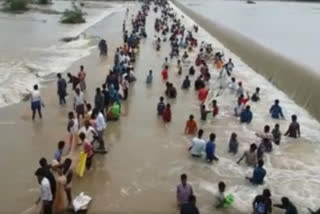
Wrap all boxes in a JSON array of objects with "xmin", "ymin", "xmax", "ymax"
[
  {"xmin": 2, "ymin": 0, "xmax": 28, "ymax": 12},
  {"xmin": 38, "ymin": 0, "xmax": 49, "ymax": 5},
  {"xmin": 60, "ymin": 2, "xmax": 86, "ymax": 24}
]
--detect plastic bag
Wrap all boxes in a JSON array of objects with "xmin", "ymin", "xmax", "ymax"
[{"xmin": 73, "ymin": 192, "xmax": 92, "ymax": 212}]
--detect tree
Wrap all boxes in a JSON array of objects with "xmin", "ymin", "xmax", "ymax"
[{"xmin": 2, "ymin": 0, "xmax": 28, "ymax": 12}]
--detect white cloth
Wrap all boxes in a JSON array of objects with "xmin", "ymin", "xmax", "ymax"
[
  {"xmin": 74, "ymin": 92, "xmax": 84, "ymax": 106},
  {"xmin": 40, "ymin": 177, "xmax": 52, "ymax": 201},
  {"xmin": 95, "ymin": 112, "xmax": 106, "ymax": 131},
  {"xmin": 31, "ymin": 90, "xmax": 41, "ymax": 102},
  {"xmin": 190, "ymin": 137, "xmax": 206, "ymax": 156},
  {"xmin": 73, "ymin": 192, "xmax": 92, "ymax": 212},
  {"xmin": 79, "ymin": 126, "xmax": 96, "ymax": 143}
]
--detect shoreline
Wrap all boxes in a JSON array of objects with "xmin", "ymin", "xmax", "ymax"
[{"xmin": 171, "ymin": 0, "xmax": 320, "ymax": 122}]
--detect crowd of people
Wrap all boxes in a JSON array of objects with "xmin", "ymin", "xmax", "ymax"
[{"xmin": 27, "ymin": 0, "xmax": 315, "ymax": 214}]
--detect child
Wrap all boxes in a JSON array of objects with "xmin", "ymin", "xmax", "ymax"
[
  {"xmin": 185, "ymin": 115, "xmax": 197, "ymax": 135},
  {"xmin": 162, "ymin": 65, "xmax": 168, "ymax": 80},
  {"xmin": 79, "ymin": 132, "xmax": 93, "ymax": 171},
  {"xmin": 146, "ymin": 70, "xmax": 153, "ymax": 84},
  {"xmin": 228, "ymin": 133, "xmax": 239, "ymax": 154},
  {"xmin": 162, "ymin": 104, "xmax": 171, "ymax": 122},
  {"xmin": 272, "ymin": 124, "xmax": 282, "ymax": 145},
  {"xmin": 157, "ymin": 96, "xmax": 165, "ymax": 115},
  {"xmin": 215, "ymin": 182, "xmax": 226, "ymax": 208}
]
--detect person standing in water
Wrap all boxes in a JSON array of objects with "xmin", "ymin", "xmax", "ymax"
[
  {"xmin": 228, "ymin": 132, "xmax": 239, "ymax": 154},
  {"xmin": 200, "ymin": 104, "xmax": 211, "ymax": 121},
  {"xmin": 246, "ymin": 159, "xmax": 266, "ymax": 185},
  {"xmin": 73, "ymin": 88, "xmax": 85, "ymax": 119},
  {"xmin": 78, "ymin": 65, "xmax": 86, "ymax": 91},
  {"xmin": 157, "ymin": 96, "xmax": 165, "ymax": 115},
  {"xmin": 92, "ymin": 108, "xmax": 107, "ymax": 153},
  {"xmin": 180, "ymin": 195, "xmax": 199, "ymax": 214},
  {"xmin": 67, "ymin": 112, "xmax": 79, "ymax": 150},
  {"xmin": 272, "ymin": 124, "xmax": 282, "ymax": 145},
  {"xmin": 30, "ymin": 84, "xmax": 43, "ymax": 120},
  {"xmin": 162, "ymin": 65, "xmax": 169, "ymax": 80},
  {"xmin": 206, "ymin": 133, "xmax": 219, "ymax": 163},
  {"xmin": 185, "ymin": 115, "xmax": 197, "ymax": 135},
  {"xmin": 181, "ymin": 75, "xmax": 191, "ymax": 89},
  {"xmin": 146, "ymin": 70, "xmax": 153, "ymax": 84},
  {"xmin": 215, "ymin": 181, "xmax": 226, "ymax": 208},
  {"xmin": 269, "ymin": 99, "xmax": 285, "ymax": 119},
  {"xmin": 162, "ymin": 103, "xmax": 171, "ymax": 122},
  {"xmin": 274, "ymin": 197, "xmax": 298, "ymax": 214},
  {"xmin": 240, "ymin": 105, "xmax": 253, "ymax": 124},
  {"xmin": 189, "ymin": 129, "xmax": 206, "ymax": 157},
  {"xmin": 251, "ymin": 87, "xmax": 260, "ymax": 102},
  {"xmin": 176, "ymin": 174, "xmax": 194, "ymax": 207},
  {"xmin": 57, "ymin": 73, "xmax": 67, "ymax": 105},
  {"xmin": 285, "ymin": 115, "xmax": 300, "ymax": 138},
  {"xmin": 237, "ymin": 143, "xmax": 258, "ymax": 167},
  {"xmin": 252, "ymin": 189, "xmax": 272, "ymax": 214},
  {"xmin": 35, "ymin": 168, "xmax": 53, "ymax": 214}
]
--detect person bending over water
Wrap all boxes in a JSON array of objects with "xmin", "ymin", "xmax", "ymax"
[
  {"xmin": 251, "ymin": 87, "xmax": 260, "ymax": 102},
  {"xmin": 285, "ymin": 114, "xmax": 300, "ymax": 138},
  {"xmin": 246, "ymin": 159, "xmax": 266, "ymax": 185},
  {"xmin": 274, "ymin": 197, "xmax": 298, "ymax": 214}
]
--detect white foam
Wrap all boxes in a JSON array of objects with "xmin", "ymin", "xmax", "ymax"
[{"xmin": 169, "ymin": 1, "xmax": 320, "ymax": 213}]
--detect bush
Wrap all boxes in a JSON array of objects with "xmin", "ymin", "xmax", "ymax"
[
  {"xmin": 3, "ymin": 0, "xmax": 28, "ymax": 11},
  {"xmin": 60, "ymin": 2, "xmax": 86, "ymax": 24},
  {"xmin": 38, "ymin": 0, "xmax": 49, "ymax": 5}
]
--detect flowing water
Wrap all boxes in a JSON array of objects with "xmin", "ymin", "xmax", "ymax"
[
  {"xmin": 0, "ymin": 0, "xmax": 123, "ymax": 106},
  {"xmin": 0, "ymin": 1, "xmax": 320, "ymax": 214}
]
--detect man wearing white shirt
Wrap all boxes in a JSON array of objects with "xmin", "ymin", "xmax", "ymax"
[
  {"xmin": 189, "ymin": 129, "xmax": 206, "ymax": 157},
  {"xmin": 79, "ymin": 120, "xmax": 97, "ymax": 144},
  {"xmin": 35, "ymin": 168, "xmax": 53, "ymax": 214},
  {"xmin": 93, "ymin": 108, "xmax": 107, "ymax": 154},
  {"xmin": 31, "ymin": 84, "xmax": 43, "ymax": 120}
]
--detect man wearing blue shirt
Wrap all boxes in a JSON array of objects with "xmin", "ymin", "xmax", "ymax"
[
  {"xmin": 246, "ymin": 159, "xmax": 266, "ymax": 185},
  {"xmin": 240, "ymin": 105, "xmax": 253, "ymax": 124},
  {"xmin": 206, "ymin": 133, "xmax": 219, "ymax": 163},
  {"xmin": 269, "ymin": 99, "xmax": 285, "ymax": 119}
]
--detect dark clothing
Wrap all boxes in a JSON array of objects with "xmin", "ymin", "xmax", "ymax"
[
  {"xmin": 240, "ymin": 109, "xmax": 253, "ymax": 123},
  {"xmin": 206, "ymin": 141, "xmax": 217, "ymax": 162},
  {"xmin": 285, "ymin": 122, "xmax": 300, "ymax": 138},
  {"xmin": 253, "ymin": 195, "xmax": 272, "ymax": 214},
  {"xmin": 182, "ymin": 79, "xmax": 191, "ymax": 89},
  {"xmin": 275, "ymin": 202, "xmax": 298, "ymax": 214},
  {"xmin": 39, "ymin": 167, "xmax": 56, "ymax": 199},
  {"xmin": 251, "ymin": 93, "xmax": 260, "ymax": 102},
  {"xmin": 94, "ymin": 93, "xmax": 104, "ymax": 112},
  {"xmin": 180, "ymin": 203, "xmax": 199, "ymax": 214},
  {"xmin": 194, "ymin": 79, "xmax": 205, "ymax": 90},
  {"xmin": 57, "ymin": 78, "xmax": 67, "ymax": 104},
  {"xmin": 250, "ymin": 166, "xmax": 266, "ymax": 185},
  {"xmin": 68, "ymin": 75, "xmax": 80, "ymax": 90},
  {"xmin": 270, "ymin": 104, "xmax": 284, "ymax": 119},
  {"xmin": 272, "ymin": 128, "xmax": 281, "ymax": 145},
  {"xmin": 43, "ymin": 201, "xmax": 53, "ymax": 214},
  {"xmin": 102, "ymin": 89, "xmax": 110, "ymax": 107},
  {"xmin": 157, "ymin": 102, "xmax": 165, "ymax": 115}
]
